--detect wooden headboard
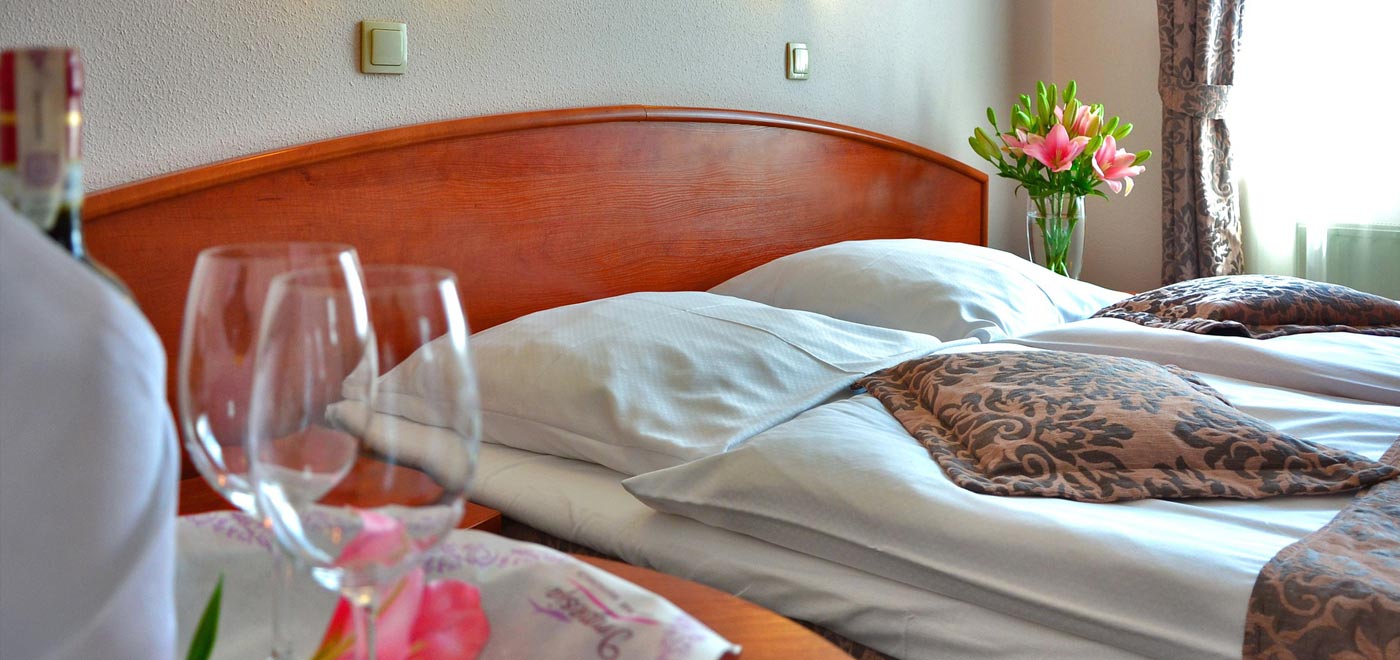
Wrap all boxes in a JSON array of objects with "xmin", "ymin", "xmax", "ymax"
[{"xmin": 87, "ymin": 105, "xmax": 986, "ymax": 479}]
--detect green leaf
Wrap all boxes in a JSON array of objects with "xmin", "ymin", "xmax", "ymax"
[{"xmin": 185, "ymin": 575, "xmax": 224, "ymax": 660}]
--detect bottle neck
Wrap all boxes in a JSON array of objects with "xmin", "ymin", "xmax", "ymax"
[{"xmin": 50, "ymin": 202, "xmax": 85, "ymax": 260}]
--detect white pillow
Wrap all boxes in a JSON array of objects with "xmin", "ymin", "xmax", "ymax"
[
  {"xmin": 372, "ymin": 291, "xmax": 946, "ymax": 475},
  {"xmin": 709, "ymin": 239, "xmax": 1128, "ymax": 342}
]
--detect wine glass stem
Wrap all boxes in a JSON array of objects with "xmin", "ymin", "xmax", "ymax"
[
  {"xmin": 268, "ymin": 548, "xmax": 296, "ymax": 660},
  {"xmin": 350, "ymin": 596, "xmax": 379, "ymax": 660}
]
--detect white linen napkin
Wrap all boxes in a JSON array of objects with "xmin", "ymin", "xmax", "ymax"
[
  {"xmin": 0, "ymin": 204, "xmax": 178, "ymax": 660},
  {"xmin": 176, "ymin": 512, "xmax": 740, "ymax": 660}
]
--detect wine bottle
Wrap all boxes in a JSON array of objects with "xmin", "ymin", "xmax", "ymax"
[{"xmin": 2, "ymin": 47, "xmax": 128, "ymax": 294}]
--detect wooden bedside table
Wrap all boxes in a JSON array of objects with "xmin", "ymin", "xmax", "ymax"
[
  {"xmin": 578, "ymin": 556, "xmax": 850, "ymax": 660},
  {"xmin": 459, "ymin": 499, "xmax": 503, "ymax": 532}
]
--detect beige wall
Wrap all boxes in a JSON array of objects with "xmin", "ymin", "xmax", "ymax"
[
  {"xmin": 7, "ymin": 1, "xmax": 1167, "ymax": 290},
  {"xmin": 1051, "ymin": 0, "xmax": 1162, "ymax": 291}
]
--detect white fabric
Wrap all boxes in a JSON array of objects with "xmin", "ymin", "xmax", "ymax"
[
  {"xmin": 176, "ymin": 513, "xmax": 739, "ymax": 660},
  {"xmin": 373, "ymin": 291, "xmax": 948, "ymax": 475},
  {"xmin": 328, "ymin": 400, "xmax": 476, "ymax": 491},
  {"xmin": 470, "ymin": 442, "xmax": 1147, "ymax": 660},
  {"xmin": 1007, "ymin": 317, "xmax": 1400, "ymax": 406},
  {"xmin": 0, "ymin": 207, "xmax": 178, "ymax": 660},
  {"xmin": 709, "ymin": 239, "xmax": 1128, "ymax": 342},
  {"xmin": 622, "ymin": 339, "xmax": 1400, "ymax": 659}
]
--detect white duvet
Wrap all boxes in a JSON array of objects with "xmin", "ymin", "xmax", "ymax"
[{"xmin": 623, "ymin": 320, "xmax": 1400, "ymax": 659}]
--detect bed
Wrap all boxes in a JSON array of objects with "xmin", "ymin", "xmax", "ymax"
[{"xmin": 87, "ymin": 106, "xmax": 1400, "ymax": 660}]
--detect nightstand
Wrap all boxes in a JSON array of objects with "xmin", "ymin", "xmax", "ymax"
[{"xmin": 459, "ymin": 500, "xmax": 503, "ymax": 532}]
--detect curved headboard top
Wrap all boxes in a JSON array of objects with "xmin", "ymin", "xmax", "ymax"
[{"xmin": 89, "ymin": 103, "xmax": 987, "ymax": 350}]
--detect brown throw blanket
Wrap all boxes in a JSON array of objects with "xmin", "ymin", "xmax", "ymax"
[
  {"xmin": 1243, "ymin": 452, "xmax": 1400, "ymax": 660},
  {"xmin": 859, "ymin": 350, "xmax": 1400, "ymax": 659},
  {"xmin": 1092, "ymin": 274, "xmax": 1400, "ymax": 339},
  {"xmin": 857, "ymin": 350, "xmax": 1397, "ymax": 503}
]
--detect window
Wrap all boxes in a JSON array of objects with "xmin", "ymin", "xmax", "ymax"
[{"xmin": 1232, "ymin": 2, "xmax": 1400, "ymax": 297}]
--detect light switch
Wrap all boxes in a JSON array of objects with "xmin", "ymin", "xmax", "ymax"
[
  {"xmin": 786, "ymin": 42, "xmax": 809, "ymax": 80},
  {"xmin": 360, "ymin": 20, "xmax": 407, "ymax": 74},
  {"xmin": 370, "ymin": 30, "xmax": 403, "ymax": 66}
]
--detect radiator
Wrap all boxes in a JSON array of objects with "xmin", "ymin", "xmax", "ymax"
[{"xmin": 1294, "ymin": 223, "xmax": 1400, "ymax": 299}]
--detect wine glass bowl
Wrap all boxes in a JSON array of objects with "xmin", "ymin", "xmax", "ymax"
[
  {"xmin": 248, "ymin": 264, "xmax": 479, "ymax": 619},
  {"xmin": 179, "ymin": 242, "xmax": 361, "ymax": 512},
  {"xmin": 177, "ymin": 242, "xmax": 362, "ymax": 660}
]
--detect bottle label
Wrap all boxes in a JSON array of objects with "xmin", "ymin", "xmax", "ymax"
[{"xmin": 2, "ymin": 49, "xmax": 75, "ymax": 232}]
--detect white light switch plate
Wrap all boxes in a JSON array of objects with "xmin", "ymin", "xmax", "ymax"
[
  {"xmin": 786, "ymin": 42, "xmax": 809, "ymax": 80},
  {"xmin": 361, "ymin": 20, "xmax": 407, "ymax": 74}
]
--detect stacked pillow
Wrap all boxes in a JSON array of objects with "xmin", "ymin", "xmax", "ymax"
[
  {"xmin": 369, "ymin": 290, "xmax": 945, "ymax": 475},
  {"xmin": 361, "ymin": 240, "xmax": 1128, "ymax": 475}
]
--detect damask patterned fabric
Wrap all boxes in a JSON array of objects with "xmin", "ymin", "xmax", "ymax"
[
  {"xmin": 1093, "ymin": 274, "xmax": 1400, "ymax": 339},
  {"xmin": 1157, "ymin": 0, "xmax": 1247, "ymax": 283},
  {"xmin": 1243, "ymin": 446, "xmax": 1400, "ymax": 660},
  {"xmin": 858, "ymin": 350, "xmax": 1398, "ymax": 503}
]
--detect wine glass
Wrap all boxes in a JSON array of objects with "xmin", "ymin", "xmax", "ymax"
[
  {"xmin": 247, "ymin": 265, "xmax": 480, "ymax": 660},
  {"xmin": 177, "ymin": 242, "xmax": 361, "ymax": 659}
]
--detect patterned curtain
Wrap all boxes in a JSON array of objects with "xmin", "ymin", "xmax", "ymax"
[{"xmin": 1157, "ymin": 0, "xmax": 1246, "ymax": 284}]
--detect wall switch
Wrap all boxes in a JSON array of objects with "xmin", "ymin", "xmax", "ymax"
[
  {"xmin": 786, "ymin": 42, "xmax": 809, "ymax": 80},
  {"xmin": 360, "ymin": 20, "xmax": 407, "ymax": 74}
]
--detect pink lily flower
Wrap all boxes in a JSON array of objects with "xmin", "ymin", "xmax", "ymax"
[
  {"xmin": 1091, "ymin": 135, "xmax": 1146, "ymax": 195},
  {"xmin": 1000, "ymin": 129, "xmax": 1031, "ymax": 157},
  {"xmin": 1058, "ymin": 105, "xmax": 1098, "ymax": 137},
  {"xmin": 312, "ymin": 569, "xmax": 426, "ymax": 660},
  {"xmin": 337, "ymin": 510, "xmax": 414, "ymax": 571},
  {"xmin": 1022, "ymin": 124, "xmax": 1090, "ymax": 173},
  {"xmin": 309, "ymin": 512, "xmax": 491, "ymax": 660},
  {"xmin": 409, "ymin": 580, "xmax": 491, "ymax": 659}
]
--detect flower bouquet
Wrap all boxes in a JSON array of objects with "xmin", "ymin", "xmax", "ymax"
[{"xmin": 967, "ymin": 80, "xmax": 1151, "ymax": 278}]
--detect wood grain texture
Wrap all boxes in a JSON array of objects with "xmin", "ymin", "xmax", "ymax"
[
  {"xmin": 577, "ymin": 556, "xmax": 852, "ymax": 660},
  {"xmin": 84, "ymin": 105, "xmax": 988, "ymax": 481}
]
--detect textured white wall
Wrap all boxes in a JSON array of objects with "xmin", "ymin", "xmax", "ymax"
[
  {"xmin": 1052, "ymin": 0, "xmax": 1162, "ymax": 291},
  {"xmin": 5, "ymin": 0, "xmax": 1088, "ymax": 271}
]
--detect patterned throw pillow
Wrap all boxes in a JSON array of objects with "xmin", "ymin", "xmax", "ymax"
[
  {"xmin": 1091, "ymin": 274, "xmax": 1400, "ymax": 339},
  {"xmin": 858, "ymin": 350, "xmax": 1399, "ymax": 503}
]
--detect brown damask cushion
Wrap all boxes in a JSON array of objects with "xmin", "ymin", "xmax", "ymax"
[
  {"xmin": 1091, "ymin": 274, "xmax": 1400, "ymax": 339},
  {"xmin": 858, "ymin": 350, "xmax": 1399, "ymax": 503},
  {"xmin": 1243, "ymin": 466, "xmax": 1400, "ymax": 660}
]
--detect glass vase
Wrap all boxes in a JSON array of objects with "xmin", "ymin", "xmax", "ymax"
[{"xmin": 1026, "ymin": 192, "xmax": 1086, "ymax": 279}]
